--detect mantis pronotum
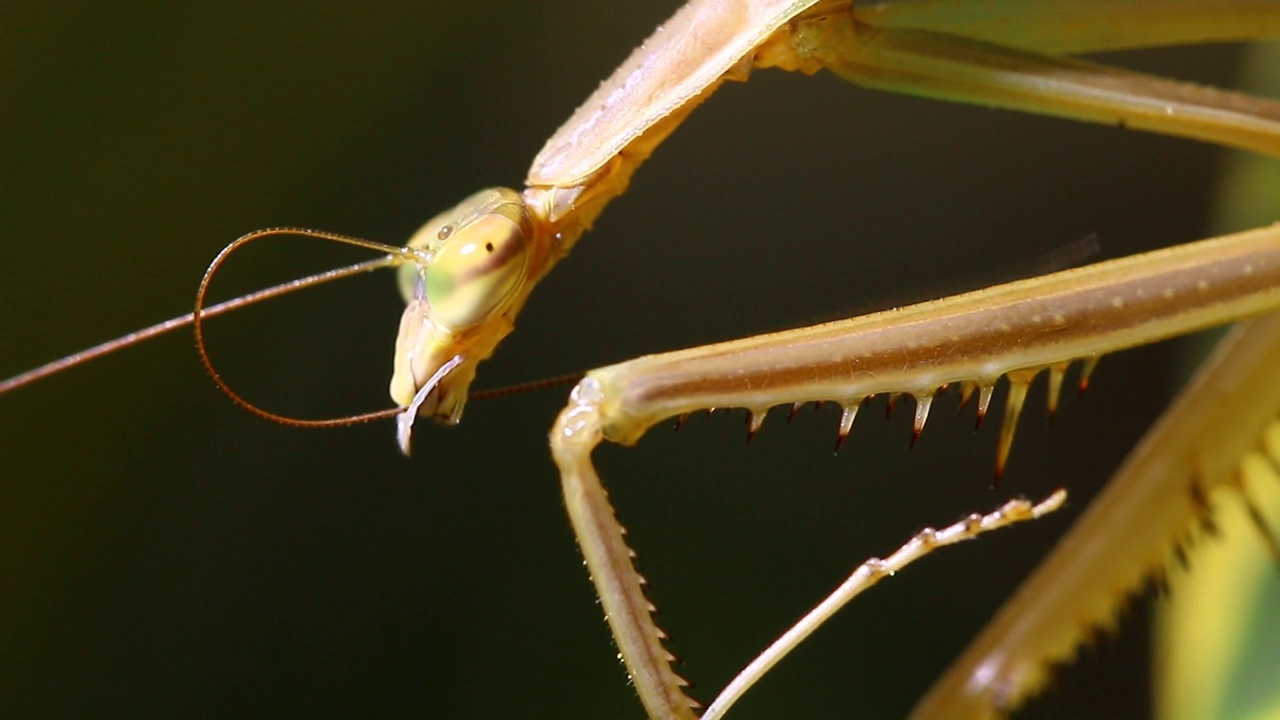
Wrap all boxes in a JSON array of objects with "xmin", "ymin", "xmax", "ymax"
[{"xmin": 2, "ymin": 2, "xmax": 1278, "ymax": 718}]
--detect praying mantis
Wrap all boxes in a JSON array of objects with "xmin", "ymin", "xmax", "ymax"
[{"xmin": 2, "ymin": 1, "xmax": 1279, "ymax": 717}]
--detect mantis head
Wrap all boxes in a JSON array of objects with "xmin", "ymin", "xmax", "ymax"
[{"xmin": 390, "ymin": 187, "xmax": 542, "ymax": 452}]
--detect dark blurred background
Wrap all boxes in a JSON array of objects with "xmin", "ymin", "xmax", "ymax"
[{"xmin": 0, "ymin": 3, "xmax": 1268, "ymax": 718}]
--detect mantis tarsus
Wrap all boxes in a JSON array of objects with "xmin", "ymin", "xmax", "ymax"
[{"xmin": 2, "ymin": 1, "xmax": 1278, "ymax": 717}]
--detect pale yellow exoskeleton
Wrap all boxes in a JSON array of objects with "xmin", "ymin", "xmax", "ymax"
[
  {"xmin": 371, "ymin": 2, "xmax": 1280, "ymax": 716},
  {"xmin": 2, "ymin": 2, "xmax": 1280, "ymax": 718}
]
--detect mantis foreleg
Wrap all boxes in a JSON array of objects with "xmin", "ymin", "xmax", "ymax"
[{"xmin": 551, "ymin": 221, "xmax": 1280, "ymax": 716}]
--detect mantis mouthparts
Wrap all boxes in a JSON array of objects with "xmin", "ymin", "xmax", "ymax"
[{"xmin": 396, "ymin": 355, "xmax": 464, "ymax": 456}]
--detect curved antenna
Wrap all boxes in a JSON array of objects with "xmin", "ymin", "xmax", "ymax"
[
  {"xmin": 190, "ymin": 227, "xmax": 426, "ymax": 428},
  {"xmin": 0, "ymin": 228, "xmax": 418, "ymax": 397},
  {"xmin": 2, "ymin": 224, "xmax": 569, "ymax": 429}
]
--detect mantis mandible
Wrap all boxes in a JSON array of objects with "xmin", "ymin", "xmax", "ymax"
[{"xmin": 2, "ymin": 1, "xmax": 1279, "ymax": 717}]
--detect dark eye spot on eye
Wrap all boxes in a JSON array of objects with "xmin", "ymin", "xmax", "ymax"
[
  {"xmin": 485, "ymin": 242, "xmax": 494, "ymax": 252},
  {"xmin": 438, "ymin": 225, "xmax": 453, "ymax": 240}
]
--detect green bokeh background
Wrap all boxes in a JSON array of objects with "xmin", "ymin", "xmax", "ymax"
[{"xmin": 0, "ymin": 4, "xmax": 1267, "ymax": 718}]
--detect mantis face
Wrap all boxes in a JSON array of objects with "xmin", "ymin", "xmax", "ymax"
[{"xmin": 389, "ymin": 188, "xmax": 539, "ymax": 449}]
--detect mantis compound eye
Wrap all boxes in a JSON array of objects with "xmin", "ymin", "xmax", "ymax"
[{"xmin": 425, "ymin": 212, "xmax": 529, "ymax": 330}]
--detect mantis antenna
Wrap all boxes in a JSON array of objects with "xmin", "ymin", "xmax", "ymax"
[
  {"xmin": 0, "ymin": 228, "xmax": 421, "ymax": 427},
  {"xmin": 0, "ymin": 224, "xmax": 584, "ymax": 430},
  {"xmin": 190, "ymin": 227, "xmax": 426, "ymax": 430}
]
